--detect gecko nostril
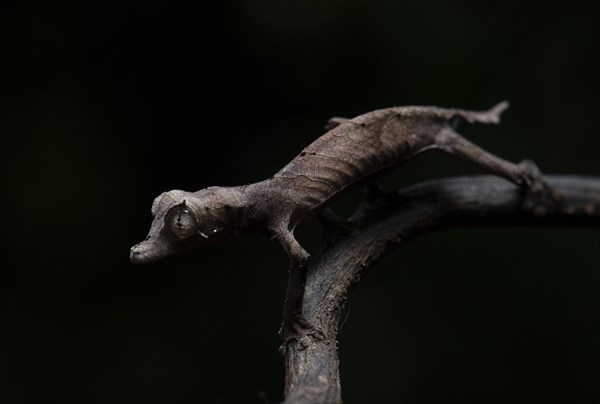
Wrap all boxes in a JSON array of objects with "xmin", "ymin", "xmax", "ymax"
[{"xmin": 129, "ymin": 247, "xmax": 146, "ymax": 264}]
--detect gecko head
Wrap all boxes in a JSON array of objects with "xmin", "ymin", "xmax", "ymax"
[{"xmin": 130, "ymin": 187, "xmax": 244, "ymax": 264}]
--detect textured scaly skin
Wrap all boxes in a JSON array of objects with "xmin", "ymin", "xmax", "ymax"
[{"xmin": 131, "ymin": 102, "xmax": 540, "ymax": 349}]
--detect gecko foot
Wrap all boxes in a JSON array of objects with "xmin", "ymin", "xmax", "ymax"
[
  {"xmin": 517, "ymin": 159, "xmax": 563, "ymax": 216},
  {"xmin": 278, "ymin": 313, "xmax": 325, "ymax": 355},
  {"xmin": 318, "ymin": 209, "xmax": 359, "ymax": 246}
]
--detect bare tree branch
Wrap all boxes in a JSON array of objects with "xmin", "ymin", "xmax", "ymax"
[{"xmin": 283, "ymin": 175, "xmax": 600, "ymax": 404}]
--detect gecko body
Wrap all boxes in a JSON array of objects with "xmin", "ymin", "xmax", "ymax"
[{"xmin": 130, "ymin": 102, "xmax": 539, "ymax": 346}]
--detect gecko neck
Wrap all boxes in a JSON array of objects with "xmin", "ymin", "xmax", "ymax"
[{"xmin": 237, "ymin": 180, "xmax": 278, "ymax": 233}]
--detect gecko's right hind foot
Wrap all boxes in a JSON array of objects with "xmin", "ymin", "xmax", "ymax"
[
  {"xmin": 364, "ymin": 182, "xmax": 415, "ymax": 207},
  {"xmin": 318, "ymin": 208, "xmax": 359, "ymax": 246},
  {"xmin": 517, "ymin": 159, "xmax": 563, "ymax": 216},
  {"xmin": 349, "ymin": 183, "xmax": 415, "ymax": 224}
]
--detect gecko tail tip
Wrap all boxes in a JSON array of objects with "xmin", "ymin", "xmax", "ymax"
[{"xmin": 458, "ymin": 100, "xmax": 510, "ymax": 125}]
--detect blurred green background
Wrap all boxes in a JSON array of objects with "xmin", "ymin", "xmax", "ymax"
[{"xmin": 1, "ymin": 1, "xmax": 599, "ymax": 403}]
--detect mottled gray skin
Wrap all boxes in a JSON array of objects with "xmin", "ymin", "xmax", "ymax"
[{"xmin": 131, "ymin": 101, "xmax": 536, "ymax": 346}]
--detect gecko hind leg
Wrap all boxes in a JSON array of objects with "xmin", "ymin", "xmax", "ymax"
[{"xmin": 435, "ymin": 127, "xmax": 562, "ymax": 213}]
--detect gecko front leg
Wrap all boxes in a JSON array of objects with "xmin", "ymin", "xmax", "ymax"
[{"xmin": 274, "ymin": 226, "xmax": 324, "ymax": 352}]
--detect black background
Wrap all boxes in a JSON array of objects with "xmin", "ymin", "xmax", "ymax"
[{"xmin": 1, "ymin": 1, "xmax": 599, "ymax": 403}]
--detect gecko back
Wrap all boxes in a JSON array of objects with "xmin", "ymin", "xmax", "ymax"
[{"xmin": 274, "ymin": 102, "xmax": 509, "ymax": 224}]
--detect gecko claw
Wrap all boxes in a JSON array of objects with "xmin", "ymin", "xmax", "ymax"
[
  {"xmin": 516, "ymin": 159, "xmax": 542, "ymax": 187},
  {"xmin": 518, "ymin": 159, "xmax": 564, "ymax": 216}
]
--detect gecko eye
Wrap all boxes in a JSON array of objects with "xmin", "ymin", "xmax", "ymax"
[{"xmin": 166, "ymin": 207, "xmax": 198, "ymax": 239}]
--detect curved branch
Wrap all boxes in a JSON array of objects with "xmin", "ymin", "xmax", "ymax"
[{"xmin": 283, "ymin": 175, "xmax": 600, "ymax": 404}]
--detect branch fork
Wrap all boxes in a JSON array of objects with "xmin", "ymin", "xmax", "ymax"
[{"xmin": 281, "ymin": 175, "xmax": 600, "ymax": 404}]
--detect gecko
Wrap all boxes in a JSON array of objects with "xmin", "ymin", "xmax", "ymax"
[{"xmin": 130, "ymin": 101, "xmax": 546, "ymax": 348}]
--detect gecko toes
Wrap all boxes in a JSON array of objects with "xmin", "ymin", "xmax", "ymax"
[
  {"xmin": 516, "ymin": 159, "xmax": 542, "ymax": 187},
  {"xmin": 517, "ymin": 160, "xmax": 563, "ymax": 215}
]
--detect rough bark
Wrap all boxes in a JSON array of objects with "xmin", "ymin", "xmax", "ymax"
[{"xmin": 282, "ymin": 175, "xmax": 600, "ymax": 404}]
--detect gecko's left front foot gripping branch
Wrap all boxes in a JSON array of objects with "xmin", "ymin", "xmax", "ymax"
[
  {"xmin": 279, "ymin": 311, "xmax": 324, "ymax": 354},
  {"xmin": 276, "ymin": 228, "xmax": 325, "ymax": 353}
]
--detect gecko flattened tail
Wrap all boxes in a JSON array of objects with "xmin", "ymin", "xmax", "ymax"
[{"xmin": 455, "ymin": 101, "xmax": 510, "ymax": 125}]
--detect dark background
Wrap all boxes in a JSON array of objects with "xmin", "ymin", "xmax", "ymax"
[{"xmin": 1, "ymin": 1, "xmax": 599, "ymax": 403}]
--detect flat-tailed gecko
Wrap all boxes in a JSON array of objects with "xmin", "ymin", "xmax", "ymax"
[{"xmin": 130, "ymin": 102, "xmax": 544, "ymax": 347}]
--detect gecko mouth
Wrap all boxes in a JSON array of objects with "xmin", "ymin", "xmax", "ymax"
[
  {"xmin": 129, "ymin": 240, "xmax": 170, "ymax": 264},
  {"xmin": 129, "ymin": 237, "xmax": 203, "ymax": 264},
  {"xmin": 129, "ymin": 242, "xmax": 158, "ymax": 264}
]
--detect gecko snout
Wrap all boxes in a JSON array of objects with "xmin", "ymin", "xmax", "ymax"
[
  {"xmin": 129, "ymin": 240, "xmax": 165, "ymax": 264},
  {"xmin": 130, "ymin": 244, "xmax": 150, "ymax": 264}
]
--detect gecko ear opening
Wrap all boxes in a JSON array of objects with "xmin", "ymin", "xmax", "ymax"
[{"xmin": 165, "ymin": 202, "xmax": 199, "ymax": 239}]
